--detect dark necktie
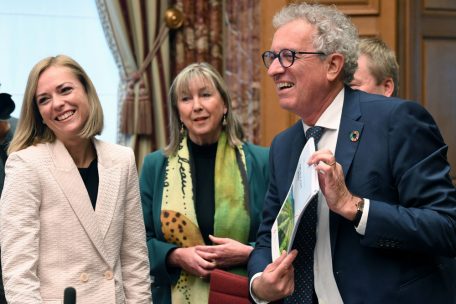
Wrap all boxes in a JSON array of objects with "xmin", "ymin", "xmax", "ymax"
[{"xmin": 285, "ymin": 126, "xmax": 324, "ymax": 304}]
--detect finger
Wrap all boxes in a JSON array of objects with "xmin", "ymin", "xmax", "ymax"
[
  {"xmin": 195, "ymin": 245, "xmax": 216, "ymax": 253},
  {"xmin": 316, "ymin": 161, "xmax": 337, "ymax": 174},
  {"xmin": 197, "ymin": 254, "xmax": 217, "ymax": 269},
  {"xmin": 274, "ymin": 250, "xmax": 288, "ymax": 264},
  {"xmin": 265, "ymin": 250, "xmax": 287, "ymax": 273},
  {"xmin": 315, "ymin": 156, "xmax": 337, "ymax": 167},
  {"xmin": 195, "ymin": 249, "xmax": 218, "ymax": 261},
  {"xmin": 193, "ymin": 263, "xmax": 211, "ymax": 278},
  {"xmin": 315, "ymin": 155, "xmax": 338, "ymax": 177},
  {"xmin": 275, "ymin": 250, "xmax": 298, "ymax": 275},
  {"xmin": 321, "ymin": 158, "xmax": 337, "ymax": 167},
  {"xmin": 284, "ymin": 249, "xmax": 298, "ymax": 266},
  {"xmin": 208, "ymin": 234, "xmax": 229, "ymax": 244},
  {"xmin": 312, "ymin": 148, "xmax": 332, "ymax": 156},
  {"xmin": 201, "ymin": 261, "xmax": 217, "ymax": 270},
  {"xmin": 307, "ymin": 150, "xmax": 335, "ymax": 166}
]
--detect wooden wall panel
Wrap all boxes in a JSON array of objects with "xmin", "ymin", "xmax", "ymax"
[
  {"xmin": 423, "ymin": 39, "xmax": 456, "ymax": 182},
  {"xmin": 319, "ymin": 0, "xmax": 397, "ymax": 59},
  {"xmin": 424, "ymin": 0, "xmax": 456, "ymax": 10},
  {"xmin": 259, "ymin": 0, "xmax": 290, "ymax": 146},
  {"xmin": 399, "ymin": 0, "xmax": 456, "ymax": 183},
  {"xmin": 318, "ymin": 0, "xmax": 379, "ymax": 15}
]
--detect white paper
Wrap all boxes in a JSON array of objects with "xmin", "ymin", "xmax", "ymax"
[{"xmin": 271, "ymin": 137, "xmax": 320, "ymax": 261}]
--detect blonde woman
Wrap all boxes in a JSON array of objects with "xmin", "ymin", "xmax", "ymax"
[
  {"xmin": 140, "ymin": 62, "xmax": 269, "ymax": 303},
  {"xmin": 0, "ymin": 55, "xmax": 151, "ymax": 303}
]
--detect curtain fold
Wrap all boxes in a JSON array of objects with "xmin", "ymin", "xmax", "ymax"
[
  {"xmin": 171, "ymin": 0, "xmax": 223, "ymax": 74},
  {"xmin": 171, "ymin": 0, "xmax": 260, "ymax": 143},
  {"xmin": 96, "ymin": 0, "xmax": 170, "ymax": 170},
  {"xmin": 224, "ymin": 0, "xmax": 261, "ymax": 143}
]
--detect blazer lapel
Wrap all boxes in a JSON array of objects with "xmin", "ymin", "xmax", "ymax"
[
  {"xmin": 93, "ymin": 139, "xmax": 121, "ymax": 241},
  {"xmin": 48, "ymin": 140, "xmax": 109, "ymax": 263},
  {"xmin": 330, "ymin": 88, "xmax": 364, "ymax": 255},
  {"xmin": 335, "ymin": 92, "xmax": 363, "ymax": 178},
  {"xmin": 245, "ymin": 145, "xmax": 253, "ymax": 182},
  {"xmin": 287, "ymin": 122, "xmax": 306, "ymax": 192}
]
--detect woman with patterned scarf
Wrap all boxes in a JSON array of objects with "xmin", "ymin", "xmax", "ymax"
[{"xmin": 140, "ymin": 62, "xmax": 269, "ymax": 303}]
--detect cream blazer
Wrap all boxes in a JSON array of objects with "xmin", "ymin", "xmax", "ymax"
[{"xmin": 0, "ymin": 139, "xmax": 151, "ymax": 304}]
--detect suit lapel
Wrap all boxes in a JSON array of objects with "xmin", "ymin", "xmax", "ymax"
[
  {"xmin": 287, "ymin": 122, "xmax": 306, "ymax": 192},
  {"xmin": 93, "ymin": 140, "xmax": 121, "ymax": 241},
  {"xmin": 335, "ymin": 103, "xmax": 363, "ymax": 177},
  {"xmin": 330, "ymin": 88, "xmax": 364, "ymax": 255},
  {"xmin": 47, "ymin": 140, "xmax": 109, "ymax": 264}
]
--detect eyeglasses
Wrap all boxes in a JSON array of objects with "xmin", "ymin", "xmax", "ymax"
[{"xmin": 262, "ymin": 49, "xmax": 325, "ymax": 68}]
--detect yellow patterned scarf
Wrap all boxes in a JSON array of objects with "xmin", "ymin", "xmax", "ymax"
[{"xmin": 161, "ymin": 132, "xmax": 250, "ymax": 304}]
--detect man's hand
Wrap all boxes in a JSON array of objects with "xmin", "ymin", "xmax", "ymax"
[
  {"xmin": 252, "ymin": 250, "xmax": 298, "ymax": 302},
  {"xmin": 308, "ymin": 149, "xmax": 360, "ymax": 220}
]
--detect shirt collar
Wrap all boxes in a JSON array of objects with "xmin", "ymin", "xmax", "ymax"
[{"xmin": 303, "ymin": 87, "xmax": 344, "ymax": 132}]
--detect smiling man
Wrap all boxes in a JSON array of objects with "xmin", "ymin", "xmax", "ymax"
[{"xmin": 248, "ymin": 3, "xmax": 456, "ymax": 304}]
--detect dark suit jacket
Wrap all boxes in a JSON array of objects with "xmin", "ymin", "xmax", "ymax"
[
  {"xmin": 248, "ymin": 87, "xmax": 456, "ymax": 304},
  {"xmin": 140, "ymin": 142, "xmax": 269, "ymax": 304},
  {"xmin": 0, "ymin": 117, "xmax": 17, "ymax": 195},
  {"xmin": 0, "ymin": 116, "xmax": 16, "ymax": 304}
]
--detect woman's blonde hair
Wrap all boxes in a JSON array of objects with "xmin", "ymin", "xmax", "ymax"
[
  {"xmin": 9, "ymin": 55, "xmax": 104, "ymax": 153},
  {"xmin": 164, "ymin": 62, "xmax": 245, "ymax": 156}
]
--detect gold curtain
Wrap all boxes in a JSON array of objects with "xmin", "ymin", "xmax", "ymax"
[
  {"xmin": 96, "ymin": 0, "xmax": 170, "ymax": 170},
  {"xmin": 224, "ymin": 0, "xmax": 261, "ymax": 143},
  {"xmin": 170, "ymin": 0, "xmax": 261, "ymax": 143},
  {"xmin": 171, "ymin": 0, "xmax": 223, "ymax": 74}
]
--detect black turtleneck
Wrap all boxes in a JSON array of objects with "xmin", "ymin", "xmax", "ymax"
[{"xmin": 188, "ymin": 139, "xmax": 217, "ymax": 245}]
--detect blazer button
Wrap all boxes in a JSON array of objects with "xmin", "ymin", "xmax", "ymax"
[
  {"xmin": 80, "ymin": 272, "xmax": 89, "ymax": 282},
  {"xmin": 104, "ymin": 270, "xmax": 113, "ymax": 280}
]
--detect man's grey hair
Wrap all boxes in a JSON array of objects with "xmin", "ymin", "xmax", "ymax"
[{"xmin": 273, "ymin": 3, "xmax": 359, "ymax": 85}]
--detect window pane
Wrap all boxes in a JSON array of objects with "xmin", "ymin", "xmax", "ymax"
[{"xmin": 0, "ymin": 0, "xmax": 119, "ymax": 143}]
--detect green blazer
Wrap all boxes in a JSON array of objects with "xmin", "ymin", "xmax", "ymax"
[{"xmin": 140, "ymin": 142, "xmax": 269, "ymax": 304}]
